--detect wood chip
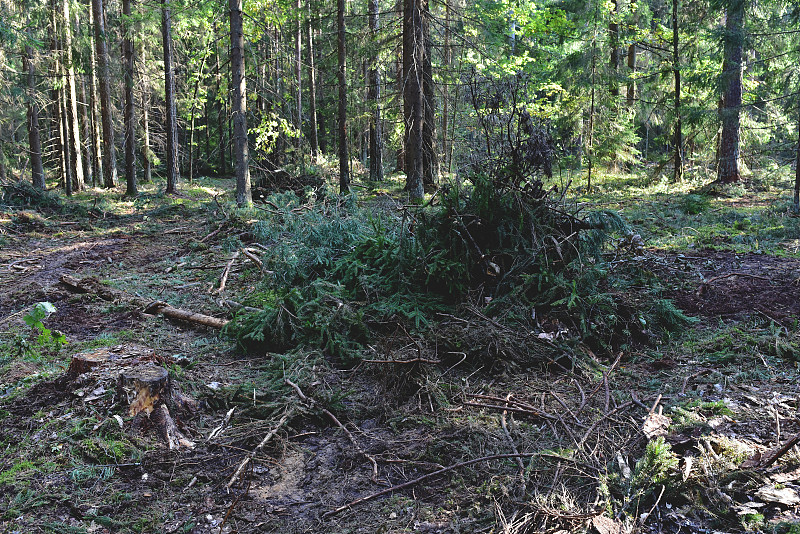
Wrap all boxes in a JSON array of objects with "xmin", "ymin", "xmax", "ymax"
[
  {"xmin": 591, "ymin": 515, "xmax": 624, "ymax": 534},
  {"xmin": 755, "ymin": 485, "xmax": 800, "ymax": 506},
  {"xmin": 642, "ymin": 411, "xmax": 671, "ymax": 439}
]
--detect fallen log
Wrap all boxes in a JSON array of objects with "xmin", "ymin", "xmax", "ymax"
[{"xmin": 60, "ymin": 274, "xmax": 229, "ymax": 329}]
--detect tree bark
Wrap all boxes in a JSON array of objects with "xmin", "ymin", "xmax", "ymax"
[
  {"xmin": 92, "ymin": 0, "xmax": 117, "ymax": 188},
  {"xmin": 162, "ymin": 0, "xmax": 179, "ymax": 194},
  {"xmin": 123, "ymin": 0, "xmax": 137, "ymax": 196},
  {"xmin": 63, "ymin": 0, "xmax": 84, "ymax": 191},
  {"xmin": 24, "ymin": 46, "xmax": 45, "ymax": 190},
  {"xmin": 421, "ymin": 0, "xmax": 437, "ymax": 187},
  {"xmin": 672, "ymin": 0, "xmax": 682, "ymax": 182},
  {"xmin": 230, "ymin": 0, "xmax": 252, "ymax": 206},
  {"xmin": 717, "ymin": 0, "xmax": 743, "ymax": 183},
  {"xmin": 337, "ymin": 0, "xmax": 350, "ymax": 193},
  {"xmin": 403, "ymin": 0, "xmax": 424, "ymax": 200},
  {"xmin": 367, "ymin": 0, "xmax": 384, "ymax": 182},
  {"xmin": 307, "ymin": 15, "xmax": 319, "ymax": 162}
]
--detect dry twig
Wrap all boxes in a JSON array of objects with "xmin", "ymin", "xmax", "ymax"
[
  {"xmin": 215, "ymin": 251, "xmax": 240, "ymax": 295},
  {"xmin": 322, "ymin": 453, "xmax": 540, "ymax": 518},
  {"xmin": 226, "ymin": 409, "xmax": 294, "ymax": 489}
]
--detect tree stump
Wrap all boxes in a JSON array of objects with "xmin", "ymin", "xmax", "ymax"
[
  {"xmin": 67, "ymin": 350, "xmax": 112, "ymax": 378},
  {"xmin": 119, "ymin": 364, "xmax": 170, "ymax": 417},
  {"xmin": 62, "ymin": 344, "xmax": 196, "ymax": 450}
]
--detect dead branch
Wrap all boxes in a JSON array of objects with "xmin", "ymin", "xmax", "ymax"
[
  {"xmin": 363, "ymin": 358, "xmax": 441, "ymax": 365},
  {"xmin": 199, "ymin": 225, "xmax": 223, "ymax": 243},
  {"xmin": 285, "ymin": 378, "xmax": 379, "ymax": 482},
  {"xmin": 60, "ymin": 274, "xmax": 229, "ymax": 329},
  {"xmin": 240, "ymin": 247, "xmax": 271, "ymax": 273},
  {"xmin": 703, "ymin": 272, "xmax": 771, "ymax": 284},
  {"xmin": 743, "ymin": 427, "xmax": 800, "ymax": 469},
  {"xmin": 577, "ymin": 401, "xmax": 634, "ymax": 451},
  {"xmin": 208, "ymin": 407, "xmax": 236, "ymax": 442},
  {"xmin": 215, "ymin": 251, "xmax": 240, "ymax": 295},
  {"xmin": 463, "ymin": 401, "xmax": 560, "ymax": 423},
  {"xmin": 500, "ymin": 394, "xmax": 526, "ymax": 491},
  {"xmin": 322, "ymin": 452, "xmax": 539, "ymax": 518},
  {"xmin": 226, "ymin": 409, "xmax": 294, "ymax": 489}
]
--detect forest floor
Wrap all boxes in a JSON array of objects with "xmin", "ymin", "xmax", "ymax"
[{"xmin": 1, "ymin": 170, "xmax": 800, "ymax": 534}]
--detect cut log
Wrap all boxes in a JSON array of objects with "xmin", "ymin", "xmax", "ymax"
[
  {"xmin": 144, "ymin": 301, "xmax": 229, "ymax": 329},
  {"xmin": 60, "ymin": 274, "xmax": 229, "ymax": 329},
  {"xmin": 119, "ymin": 364, "xmax": 169, "ymax": 416}
]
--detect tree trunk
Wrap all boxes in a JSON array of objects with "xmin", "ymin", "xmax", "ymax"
[
  {"xmin": 441, "ymin": 1, "xmax": 450, "ymax": 174},
  {"xmin": 586, "ymin": 41, "xmax": 596, "ymax": 192},
  {"xmin": 24, "ymin": 46, "xmax": 45, "ymax": 190},
  {"xmin": 60, "ymin": 85, "xmax": 73, "ymax": 195},
  {"xmin": 92, "ymin": 0, "xmax": 117, "ymax": 188},
  {"xmin": 403, "ymin": 0, "xmax": 424, "ymax": 200},
  {"xmin": 162, "ymin": 0, "xmax": 179, "ymax": 193},
  {"xmin": 87, "ymin": 0, "xmax": 103, "ymax": 187},
  {"xmin": 717, "ymin": 0, "xmax": 743, "ymax": 183},
  {"xmin": 123, "ymin": 0, "xmax": 137, "ymax": 195},
  {"xmin": 395, "ymin": 50, "xmax": 404, "ymax": 172},
  {"xmin": 230, "ymin": 0, "xmax": 252, "ymax": 206},
  {"xmin": 50, "ymin": 1, "xmax": 70, "ymax": 194},
  {"xmin": 138, "ymin": 18, "xmax": 151, "ymax": 184},
  {"xmin": 49, "ymin": 54, "xmax": 66, "ymax": 188},
  {"xmin": 0, "ymin": 122, "xmax": 6, "ymax": 183},
  {"xmin": 307, "ymin": 15, "xmax": 319, "ymax": 162},
  {"xmin": 794, "ymin": 101, "xmax": 800, "ymax": 212},
  {"xmin": 295, "ymin": 0, "xmax": 302, "ymax": 155},
  {"xmin": 421, "ymin": 0, "xmax": 437, "ymax": 187},
  {"xmin": 79, "ymin": 73, "xmax": 93, "ymax": 186},
  {"xmin": 367, "ymin": 0, "xmax": 383, "ymax": 182},
  {"xmin": 188, "ymin": 50, "xmax": 209, "ymax": 183},
  {"xmin": 395, "ymin": 0, "xmax": 404, "ymax": 173},
  {"xmin": 626, "ymin": 8, "xmax": 638, "ymax": 107},
  {"xmin": 63, "ymin": 0, "xmax": 84, "ymax": 191},
  {"xmin": 609, "ymin": 0, "xmax": 619, "ymax": 98},
  {"xmin": 337, "ymin": 0, "xmax": 350, "ymax": 193},
  {"xmin": 215, "ymin": 43, "xmax": 227, "ymax": 175},
  {"xmin": 672, "ymin": 0, "xmax": 682, "ymax": 182}
]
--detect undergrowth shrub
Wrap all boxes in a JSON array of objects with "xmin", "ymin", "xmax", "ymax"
[{"xmin": 0, "ymin": 181, "xmax": 63, "ymax": 211}]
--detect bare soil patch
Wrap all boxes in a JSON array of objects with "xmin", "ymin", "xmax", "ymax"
[{"xmin": 668, "ymin": 250, "xmax": 800, "ymax": 322}]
